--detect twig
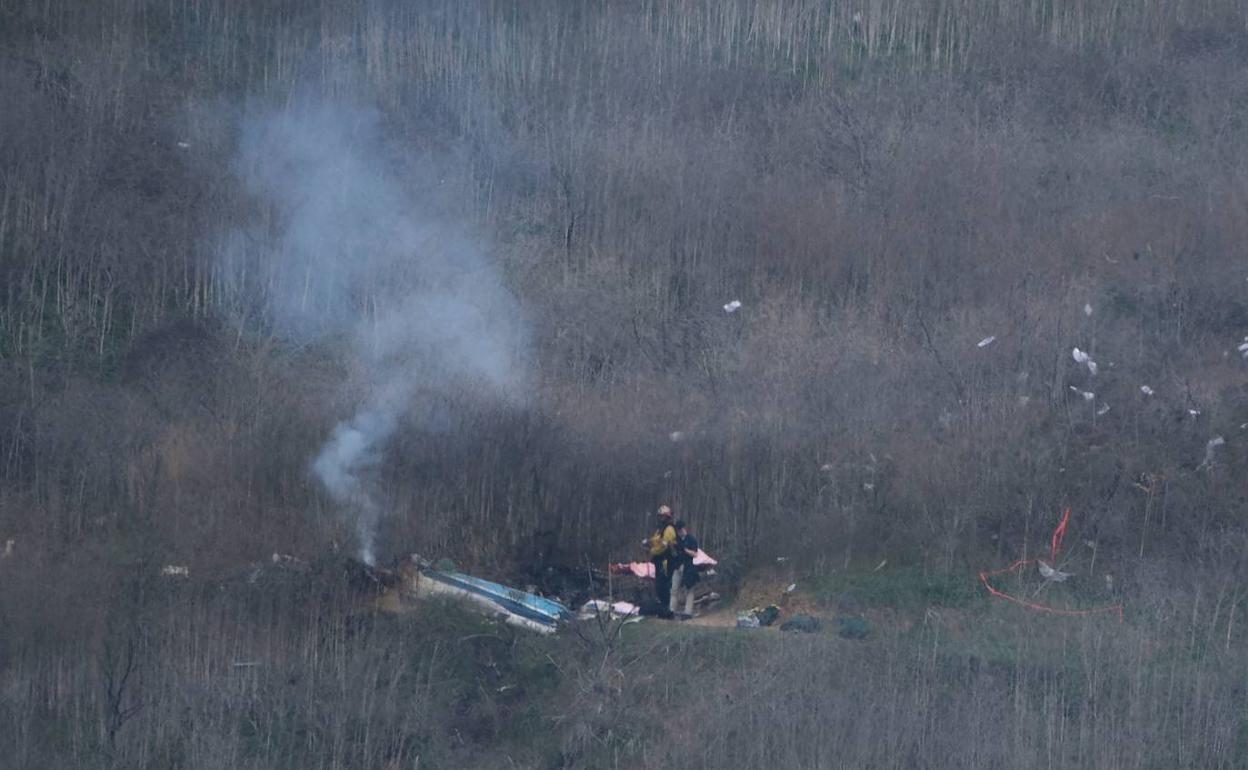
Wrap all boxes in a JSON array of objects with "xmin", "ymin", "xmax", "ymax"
[{"xmin": 914, "ymin": 304, "xmax": 966, "ymax": 405}]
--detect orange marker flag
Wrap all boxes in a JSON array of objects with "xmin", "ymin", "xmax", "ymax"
[{"xmin": 1050, "ymin": 507, "xmax": 1071, "ymax": 562}]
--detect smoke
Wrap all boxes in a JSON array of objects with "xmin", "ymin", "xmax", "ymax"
[{"xmin": 219, "ymin": 100, "xmax": 529, "ymax": 564}]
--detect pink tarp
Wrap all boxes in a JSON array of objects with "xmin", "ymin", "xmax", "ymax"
[{"xmin": 610, "ymin": 549, "xmax": 717, "ymax": 580}]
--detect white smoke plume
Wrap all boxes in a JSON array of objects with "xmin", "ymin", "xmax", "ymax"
[{"xmin": 218, "ymin": 100, "xmax": 529, "ymax": 564}]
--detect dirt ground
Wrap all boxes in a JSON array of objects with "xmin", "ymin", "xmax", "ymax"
[
  {"xmin": 681, "ymin": 567, "xmax": 929, "ymax": 637},
  {"xmin": 685, "ymin": 568, "xmax": 833, "ymax": 628}
]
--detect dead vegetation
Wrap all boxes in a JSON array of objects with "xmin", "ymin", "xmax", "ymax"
[{"xmin": 4, "ymin": 0, "xmax": 1248, "ymax": 766}]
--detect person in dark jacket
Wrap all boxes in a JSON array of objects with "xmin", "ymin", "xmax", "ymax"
[{"xmin": 669, "ymin": 520, "xmax": 700, "ymax": 617}]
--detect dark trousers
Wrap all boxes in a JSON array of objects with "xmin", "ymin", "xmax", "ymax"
[{"xmin": 654, "ymin": 558, "xmax": 672, "ymax": 607}]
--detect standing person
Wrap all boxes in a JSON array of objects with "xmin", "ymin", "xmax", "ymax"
[
  {"xmin": 643, "ymin": 505, "xmax": 678, "ymax": 614},
  {"xmin": 669, "ymin": 520, "xmax": 701, "ymax": 618}
]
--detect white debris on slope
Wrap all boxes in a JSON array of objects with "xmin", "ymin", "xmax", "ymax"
[
  {"xmin": 977, "ymin": 336, "xmax": 996, "ymax": 348},
  {"xmin": 1069, "ymin": 386, "xmax": 1095, "ymax": 401},
  {"xmin": 1199, "ymin": 436, "xmax": 1226, "ymax": 469},
  {"xmin": 1140, "ymin": 385, "xmax": 1154, "ymax": 396},
  {"xmin": 1084, "ymin": 303, "xmax": 1093, "ymax": 316},
  {"xmin": 1072, "ymin": 347, "xmax": 1097, "ymax": 375},
  {"xmin": 723, "ymin": 300, "xmax": 742, "ymax": 313},
  {"xmin": 1097, "ymin": 403, "xmax": 1111, "ymax": 416},
  {"xmin": 1037, "ymin": 560, "xmax": 1073, "ymax": 582}
]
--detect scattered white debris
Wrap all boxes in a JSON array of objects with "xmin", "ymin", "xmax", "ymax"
[
  {"xmin": 1241, "ymin": 423, "xmax": 1248, "ymax": 430},
  {"xmin": 1238, "ymin": 337, "xmax": 1248, "ymax": 358},
  {"xmin": 785, "ymin": 583, "xmax": 797, "ymax": 593},
  {"xmin": 1018, "ymin": 395, "xmax": 1031, "ymax": 405},
  {"xmin": 723, "ymin": 300, "xmax": 742, "ymax": 313},
  {"xmin": 863, "ymin": 482, "xmax": 875, "ymax": 491},
  {"xmin": 1189, "ymin": 409, "xmax": 1201, "ymax": 418},
  {"xmin": 1199, "ymin": 436, "xmax": 1226, "ymax": 469},
  {"xmin": 820, "ymin": 463, "xmax": 834, "ymax": 472},
  {"xmin": 160, "ymin": 565, "xmax": 189, "ymax": 577},
  {"xmin": 1037, "ymin": 560, "xmax": 1073, "ymax": 582},
  {"xmin": 1069, "ymin": 386, "xmax": 1095, "ymax": 401},
  {"xmin": 1072, "ymin": 347, "xmax": 1097, "ymax": 375},
  {"xmin": 2, "ymin": 538, "xmax": 13, "ymax": 558},
  {"xmin": 669, "ymin": 431, "xmax": 685, "ymax": 442},
  {"xmin": 776, "ymin": 556, "xmax": 790, "ymax": 563},
  {"xmin": 1097, "ymin": 403, "xmax": 1110, "ymax": 416},
  {"xmin": 580, "ymin": 599, "xmax": 611, "ymax": 617},
  {"xmin": 176, "ymin": 141, "xmax": 190, "ymax": 148},
  {"xmin": 873, "ymin": 559, "xmax": 888, "ymax": 572},
  {"xmin": 977, "ymin": 336, "xmax": 996, "ymax": 348},
  {"xmin": 1084, "ymin": 303, "xmax": 1093, "ymax": 316},
  {"xmin": 1140, "ymin": 385, "xmax": 1154, "ymax": 396}
]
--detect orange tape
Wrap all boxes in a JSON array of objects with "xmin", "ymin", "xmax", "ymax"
[
  {"xmin": 979, "ymin": 558, "xmax": 1123, "ymax": 622},
  {"xmin": 1050, "ymin": 506, "xmax": 1070, "ymax": 562}
]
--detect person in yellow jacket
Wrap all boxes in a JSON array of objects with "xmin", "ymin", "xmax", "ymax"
[{"xmin": 642, "ymin": 505, "xmax": 679, "ymax": 613}]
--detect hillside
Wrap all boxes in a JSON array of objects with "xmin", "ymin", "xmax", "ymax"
[{"xmin": 3, "ymin": 0, "xmax": 1248, "ymax": 767}]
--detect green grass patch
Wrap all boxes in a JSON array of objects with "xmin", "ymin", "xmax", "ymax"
[{"xmin": 807, "ymin": 565, "xmax": 983, "ymax": 611}]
